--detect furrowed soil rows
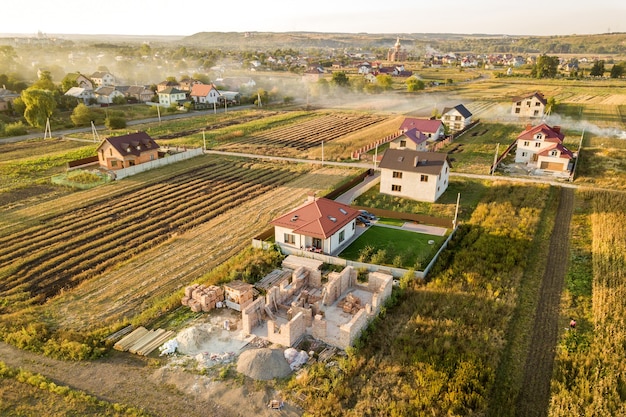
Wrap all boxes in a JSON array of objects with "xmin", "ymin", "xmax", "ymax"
[
  {"xmin": 218, "ymin": 113, "xmax": 386, "ymax": 155},
  {"xmin": 47, "ymin": 164, "xmax": 360, "ymax": 330},
  {"xmin": 0, "ymin": 157, "xmax": 306, "ymax": 304},
  {"xmin": 516, "ymin": 187, "xmax": 574, "ymax": 417}
]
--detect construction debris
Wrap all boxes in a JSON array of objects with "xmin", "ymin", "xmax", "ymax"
[{"xmin": 340, "ymin": 292, "xmax": 362, "ymax": 314}]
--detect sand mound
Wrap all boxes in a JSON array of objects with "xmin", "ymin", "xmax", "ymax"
[
  {"xmin": 236, "ymin": 348, "xmax": 292, "ymax": 380},
  {"xmin": 176, "ymin": 324, "xmax": 213, "ymax": 354}
]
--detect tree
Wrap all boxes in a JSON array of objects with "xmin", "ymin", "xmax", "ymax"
[
  {"xmin": 590, "ymin": 60, "xmax": 605, "ymax": 77},
  {"xmin": 546, "ymin": 97, "xmax": 557, "ymax": 114},
  {"xmin": 610, "ymin": 63, "xmax": 624, "ymax": 79},
  {"xmin": 61, "ymin": 73, "xmax": 79, "ymax": 92},
  {"xmin": 70, "ymin": 103, "xmax": 94, "ymax": 127},
  {"xmin": 21, "ymin": 88, "xmax": 56, "ymax": 128},
  {"xmin": 376, "ymin": 74, "xmax": 393, "ymax": 91},
  {"xmin": 32, "ymin": 70, "xmax": 56, "ymax": 91},
  {"xmin": 105, "ymin": 116, "xmax": 126, "ymax": 129},
  {"xmin": 330, "ymin": 71, "xmax": 350, "ymax": 88},
  {"xmin": 406, "ymin": 78, "xmax": 425, "ymax": 92},
  {"xmin": 530, "ymin": 55, "xmax": 559, "ymax": 78}
]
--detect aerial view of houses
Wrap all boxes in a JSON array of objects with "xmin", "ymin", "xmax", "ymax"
[{"xmin": 1, "ymin": 16, "xmax": 625, "ymax": 417}]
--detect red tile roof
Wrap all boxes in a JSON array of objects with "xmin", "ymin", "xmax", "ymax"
[
  {"xmin": 190, "ymin": 84, "xmax": 219, "ymax": 97},
  {"xmin": 271, "ymin": 198, "xmax": 360, "ymax": 239},
  {"xmin": 537, "ymin": 143, "xmax": 574, "ymax": 159},
  {"xmin": 517, "ymin": 123, "xmax": 564, "ymax": 143},
  {"xmin": 400, "ymin": 118, "xmax": 443, "ymax": 134}
]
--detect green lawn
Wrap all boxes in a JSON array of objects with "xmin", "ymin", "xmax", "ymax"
[{"xmin": 338, "ymin": 225, "xmax": 445, "ymax": 270}]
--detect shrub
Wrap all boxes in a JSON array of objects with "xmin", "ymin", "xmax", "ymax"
[
  {"xmin": 105, "ymin": 116, "xmax": 126, "ymax": 129},
  {"xmin": 4, "ymin": 121, "xmax": 28, "ymax": 136}
]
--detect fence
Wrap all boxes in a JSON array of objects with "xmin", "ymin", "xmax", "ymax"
[
  {"xmin": 253, "ymin": 227, "xmax": 458, "ymax": 280},
  {"xmin": 351, "ymin": 131, "xmax": 403, "ymax": 160},
  {"xmin": 113, "ymin": 148, "xmax": 203, "ymax": 180}
]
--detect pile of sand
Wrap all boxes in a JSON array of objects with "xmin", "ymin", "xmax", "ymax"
[
  {"xmin": 175, "ymin": 324, "xmax": 213, "ymax": 354},
  {"xmin": 236, "ymin": 348, "xmax": 292, "ymax": 380}
]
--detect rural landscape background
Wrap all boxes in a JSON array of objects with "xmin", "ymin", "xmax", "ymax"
[{"xmin": 1, "ymin": 29, "xmax": 626, "ymax": 417}]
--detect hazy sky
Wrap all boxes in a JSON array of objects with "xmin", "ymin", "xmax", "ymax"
[{"xmin": 3, "ymin": 0, "xmax": 624, "ymax": 37}]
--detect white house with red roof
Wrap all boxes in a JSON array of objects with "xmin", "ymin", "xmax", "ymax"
[
  {"xmin": 271, "ymin": 196, "xmax": 360, "ymax": 255},
  {"xmin": 515, "ymin": 123, "xmax": 574, "ymax": 174},
  {"xmin": 190, "ymin": 84, "xmax": 221, "ymax": 106},
  {"xmin": 389, "ymin": 128, "xmax": 429, "ymax": 152},
  {"xmin": 399, "ymin": 118, "xmax": 445, "ymax": 139}
]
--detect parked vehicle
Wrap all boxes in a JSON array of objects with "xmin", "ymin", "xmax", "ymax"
[
  {"xmin": 356, "ymin": 216, "xmax": 371, "ymax": 226},
  {"xmin": 358, "ymin": 210, "xmax": 376, "ymax": 220}
]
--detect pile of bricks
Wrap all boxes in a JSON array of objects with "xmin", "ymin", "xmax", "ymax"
[
  {"xmin": 182, "ymin": 284, "xmax": 225, "ymax": 312},
  {"xmin": 342, "ymin": 293, "xmax": 362, "ymax": 314}
]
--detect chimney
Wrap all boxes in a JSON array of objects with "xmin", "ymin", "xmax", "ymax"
[
  {"xmin": 414, "ymin": 155, "xmax": 419, "ymax": 166},
  {"xmin": 553, "ymin": 125, "xmax": 561, "ymax": 134}
]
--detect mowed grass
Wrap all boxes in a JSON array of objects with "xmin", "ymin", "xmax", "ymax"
[{"xmin": 338, "ymin": 225, "xmax": 445, "ymax": 269}]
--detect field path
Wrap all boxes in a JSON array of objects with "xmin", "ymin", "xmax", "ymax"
[{"xmin": 516, "ymin": 187, "xmax": 574, "ymax": 417}]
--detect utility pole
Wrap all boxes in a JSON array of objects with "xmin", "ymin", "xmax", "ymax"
[
  {"xmin": 321, "ymin": 141, "xmax": 324, "ymax": 166},
  {"xmin": 453, "ymin": 193, "xmax": 460, "ymax": 229},
  {"xmin": 157, "ymin": 104, "xmax": 161, "ymax": 124},
  {"xmin": 91, "ymin": 121, "xmax": 100, "ymax": 143},
  {"xmin": 491, "ymin": 143, "xmax": 499, "ymax": 175},
  {"xmin": 374, "ymin": 144, "xmax": 378, "ymax": 169},
  {"xmin": 202, "ymin": 129, "xmax": 206, "ymax": 151},
  {"xmin": 43, "ymin": 117, "xmax": 52, "ymax": 139}
]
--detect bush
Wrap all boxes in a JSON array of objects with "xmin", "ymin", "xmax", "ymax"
[
  {"xmin": 105, "ymin": 116, "xmax": 126, "ymax": 129},
  {"xmin": 4, "ymin": 121, "xmax": 28, "ymax": 136}
]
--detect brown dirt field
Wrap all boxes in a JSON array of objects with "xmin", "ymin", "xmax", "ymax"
[
  {"xmin": 0, "ymin": 341, "xmax": 303, "ymax": 417},
  {"xmin": 516, "ymin": 187, "xmax": 574, "ymax": 417}
]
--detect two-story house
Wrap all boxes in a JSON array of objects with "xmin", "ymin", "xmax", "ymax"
[
  {"xmin": 96, "ymin": 132, "xmax": 160, "ymax": 170},
  {"xmin": 158, "ymin": 87, "xmax": 187, "ymax": 107},
  {"xmin": 379, "ymin": 149, "xmax": 451, "ymax": 203},
  {"xmin": 441, "ymin": 104, "xmax": 472, "ymax": 132},
  {"xmin": 511, "ymin": 92, "xmax": 547, "ymax": 118},
  {"xmin": 90, "ymin": 71, "xmax": 116, "ymax": 87},
  {"xmin": 515, "ymin": 123, "xmax": 574, "ymax": 174},
  {"xmin": 190, "ymin": 84, "xmax": 221, "ymax": 107},
  {"xmin": 64, "ymin": 87, "xmax": 95, "ymax": 104}
]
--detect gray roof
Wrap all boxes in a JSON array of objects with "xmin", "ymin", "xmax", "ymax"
[
  {"xmin": 378, "ymin": 149, "xmax": 450, "ymax": 175},
  {"xmin": 442, "ymin": 104, "xmax": 472, "ymax": 118}
]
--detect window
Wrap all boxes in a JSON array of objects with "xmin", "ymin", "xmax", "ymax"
[
  {"xmin": 516, "ymin": 101, "xmax": 521, "ymax": 106},
  {"xmin": 534, "ymin": 110, "xmax": 539, "ymax": 116},
  {"xmin": 399, "ymin": 140, "xmax": 407, "ymax": 147},
  {"xmin": 339, "ymin": 230, "xmax": 345, "ymax": 243},
  {"xmin": 420, "ymin": 175, "xmax": 428, "ymax": 182},
  {"xmin": 515, "ymin": 108, "xmax": 521, "ymax": 114},
  {"xmin": 523, "ymin": 141, "xmax": 530, "ymax": 146},
  {"xmin": 391, "ymin": 184, "xmax": 402, "ymax": 192},
  {"xmin": 111, "ymin": 160, "xmax": 118, "ymax": 167},
  {"xmin": 352, "ymin": 222, "xmax": 355, "ymax": 230},
  {"xmin": 284, "ymin": 233, "xmax": 295, "ymax": 244},
  {"xmin": 150, "ymin": 154, "xmax": 155, "ymax": 161},
  {"xmin": 535, "ymin": 102, "xmax": 541, "ymax": 106},
  {"xmin": 535, "ymin": 142, "xmax": 541, "ymax": 147},
  {"xmin": 392, "ymin": 171, "xmax": 403, "ymax": 178},
  {"xmin": 455, "ymin": 116, "xmax": 461, "ymax": 121},
  {"xmin": 109, "ymin": 148, "xmax": 113, "ymax": 156},
  {"xmin": 129, "ymin": 160, "xmax": 135, "ymax": 166},
  {"xmin": 522, "ymin": 152, "xmax": 528, "ymax": 157},
  {"xmin": 550, "ymin": 150, "xmax": 558, "ymax": 156}
]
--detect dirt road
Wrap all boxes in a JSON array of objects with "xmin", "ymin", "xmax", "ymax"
[
  {"xmin": 0, "ymin": 341, "xmax": 302, "ymax": 417},
  {"xmin": 516, "ymin": 187, "xmax": 574, "ymax": 417}
]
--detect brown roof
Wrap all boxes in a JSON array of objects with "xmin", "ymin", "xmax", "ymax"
[
  {"xmin": 99, "ymin": 132, "xmax": 159, "ymax": 157},
  {"xmin": 271, "ymin": 198, "xmax": 360, "ymax": 239},
  {"xmin": 513, "ymin": 91, "xmax": 547, "ymax": 105},
  {"xmin": 379, "ymin": 149, "xmax": 450, "ymax": 175}
]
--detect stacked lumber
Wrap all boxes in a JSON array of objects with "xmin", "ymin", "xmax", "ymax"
[
  {"xmin": 114, "ymin": 326, "xmax": 175, "ymax": 356},
  {"xmin": 341, "ymin": 293, "xmax": 362, "ymax": 314},
  {"xmin": 182, "ymin": 284, "xmax": 225, "ymax": 312}
]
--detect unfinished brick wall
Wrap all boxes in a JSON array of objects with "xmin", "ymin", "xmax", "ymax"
[
  {"xmin": 312, "ymin": 314, "xmax": 327, "ymax": 339},
  {"xmin": 267, "ymin": 312, "xmax": 306, "ymax": 347},
  {"xmin": 338, "ymin": 309, "xmax": 368, "ymax": 347},
  {"xmin": 367, "ymin": 271, "xmax": 393, "ymax": 313},
  {"xmin": 323, "ymin": 266, "xmax": 355, "ymax": 306},
  {"xmin": 242, "ymin": 297, "xmax": 265, "ymax": 334}
]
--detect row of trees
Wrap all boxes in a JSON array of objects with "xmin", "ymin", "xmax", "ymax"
[{"xmin": 530, "ymin": 55, "xmax": 625, "ymax": 79}]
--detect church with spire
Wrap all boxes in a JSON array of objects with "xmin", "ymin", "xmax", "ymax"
[{"xmin": 387, "ymin": 37, "xmax": 408, "ymax": 62}]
